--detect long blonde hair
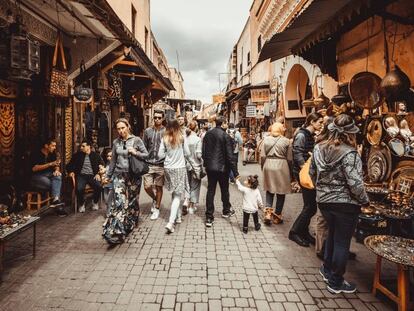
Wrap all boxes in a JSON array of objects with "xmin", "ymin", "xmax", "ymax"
[{"xmin": 164, "ymin": 119, "xmax": 183, "ymax": 148}]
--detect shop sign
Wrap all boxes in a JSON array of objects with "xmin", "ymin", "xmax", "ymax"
[
  {"xmin": 251, "ymin": 88, "xmax": 270, "ymax": 102},
  {"xmin": 246, "ymin": 104, "xmax": 257, "ymax": 118}
]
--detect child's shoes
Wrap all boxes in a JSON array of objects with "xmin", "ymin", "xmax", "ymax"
[{"xmin": 242, "ymin": 227, "xmax": 248, "ymax": 234}]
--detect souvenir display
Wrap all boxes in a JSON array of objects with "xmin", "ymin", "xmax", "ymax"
[
  {"xmin": 365, "ymin": 235, "xmax": 414, "ymax": 267},
  {"xmin": 366, "ymin": 144, "xmax": 392, "ymax": 183},
  {"xmin": 355, "ymin": 214, "xmax": 388, "ymax": 244},
  {"xmin": 349, "ymin": 72, "xmax": 384, "ymax": 110},
  {"xmin": 366, "ymin": 119, "xmax": 382, "ymax": 145},
  {"xmin": 388, "ymin": 138, "xmax": 405, "ymax": 157},
  {"xmin": 383, "ymin": 115, "xmax": 399, "ymax": 138},
  {"xmin": 0, "ymin": 204, "xmax": 31, "ymax": 237}
]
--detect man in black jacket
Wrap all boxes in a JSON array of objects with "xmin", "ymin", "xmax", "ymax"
[
  {"xmin": 67, "ymin": 140, "xmax": 104, "ymax": 213},
  {"xmin": 202, "ymin": 116, "xmax": 239, "ymax": 227}
]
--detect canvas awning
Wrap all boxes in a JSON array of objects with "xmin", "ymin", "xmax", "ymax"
[{"xmin": 258, "ymin": 0, "xmax": 394, "ymax": 63}]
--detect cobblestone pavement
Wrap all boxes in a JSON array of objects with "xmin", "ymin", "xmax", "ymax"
[{"xmin": 0, "ymin": 163, "xmax": 397, "ymax": 311}]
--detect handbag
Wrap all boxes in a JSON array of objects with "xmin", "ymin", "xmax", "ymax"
[
  {"xmin": 49, "ymin": 33, "xmax": 68, "ymax": 97},
  {"xmin": 128, "ymin": 138, "xmax": 149, "ymax": 177},
  {"xmin": 299, "ymin": 156, "xmax": 314, "ymax": 189}
]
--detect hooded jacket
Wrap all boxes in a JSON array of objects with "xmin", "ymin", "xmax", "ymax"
[{"xmin": 309, "ymin": 142, "xmax": 369, "ymax": 206}]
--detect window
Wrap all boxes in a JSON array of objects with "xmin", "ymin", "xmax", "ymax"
[
  {"xmin": 144, "ymin": 27, "xmax": 149, "ymax": 54},
  {"xmin": 131, "ymin": 5, "xmax": 137, "ymax": 37},
  {"xmin": 247, "ymin": 52, "xmax": 251, "ymax": 66},
  {"xmin": 258, "ymin": 35, "xmax": 262, "ymax": 53},
  {"xmin": 287, "ymin": 100, "xmax": 299, "ymax": 110}
]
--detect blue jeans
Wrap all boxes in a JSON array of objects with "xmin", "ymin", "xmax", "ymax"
[
  {"xmin": 76, "ymin": 174, "xmax": 102, "ymax": 206},
  {"xmin": 30, "ymin": 171, "xmax": 62, "ymax": 198},
  {"xmin": 319, "ymin": 203, "xmax": 359, "ymax": 287}
]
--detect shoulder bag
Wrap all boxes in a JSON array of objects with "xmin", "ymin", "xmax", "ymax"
[
  {"xmin": 299, "ymin": 156, "xmax": 314, "ymax": 189},
  {"xmin": 49, "ymin": 33, "xmax": 68, "ymax": 97},
  {"xmin": 129, "ymin": 138, "xmax": 149, "ymax": 177}
]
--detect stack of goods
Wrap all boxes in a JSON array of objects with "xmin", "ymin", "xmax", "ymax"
[{"xmin": 0, "ymin": 204, "xmax": 31, "ymax": 237}]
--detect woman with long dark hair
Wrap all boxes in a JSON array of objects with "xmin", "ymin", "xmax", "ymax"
[
  {"xmin": 310, "ymin": 114, "xmax": 369, "ymax": 294},
  {"xmin": 158, "ymin": 119, "xmax": 194, "ymax": 233},
  {"xmin": 289, "ymin": 112, "xmax": 324, "ymax": 247},
  {"xmin": 103, "ymin": 118, "xmax": 148, "ymax": 245}
]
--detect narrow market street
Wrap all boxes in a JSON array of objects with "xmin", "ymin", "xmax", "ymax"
[{"xmin": 0, "ymin": 162, "xmax": 394, "ymax": 311}]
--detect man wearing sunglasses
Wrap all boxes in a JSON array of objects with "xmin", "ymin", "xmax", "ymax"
[
  {"xmin": 143, "ymin": 110, "xmax": 166, "ymax": 220},
  {"xmin": 67, "ymin": 139, "xmax": 104, "ymax": 213}
]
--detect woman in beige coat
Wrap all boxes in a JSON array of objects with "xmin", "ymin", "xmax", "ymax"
[{"xmin": 260, "ymin": 122, "xmax": 291, "ymax": 225}]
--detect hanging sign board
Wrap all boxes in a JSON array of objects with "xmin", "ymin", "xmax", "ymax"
[
  {"xmin": 251, "ymin": 88, "xmax": 270, "ymax": 102},
  {"xmin": 246, "ymin": 104, "xmax": 257, "ymax": 118}
]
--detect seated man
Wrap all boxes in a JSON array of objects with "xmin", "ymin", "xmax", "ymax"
[
  {"xmin": 66, "ymin": 140, "xmax": 104, "ymax": 213},
  {"xmin": 242, "ymin": 133, "xmax": 257, "ymax": 165},
  {"xmin": 29, "ymin": 138, "xmax": 67, "ymax": 216}
]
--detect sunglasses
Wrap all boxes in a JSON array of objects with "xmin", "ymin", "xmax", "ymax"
[{"xmin": 154, "ymin": 117, "xmax": 162, "ymax": 120}]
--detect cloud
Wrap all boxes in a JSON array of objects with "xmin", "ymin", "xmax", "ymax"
[{"xmin": 151, "ymin": 0, "xmax": 251, "ymax": 103}]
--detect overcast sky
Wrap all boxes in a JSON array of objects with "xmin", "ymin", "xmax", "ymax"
[{"xmin": 151, "ymin": 0, "xmax": 252, "ymax": 103}]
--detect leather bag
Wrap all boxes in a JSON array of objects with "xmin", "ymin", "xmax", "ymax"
[
  {"xmin": 299, "ymin": 156, "xmax": 314, "ymax": 189},
  {"xmin": 129, "ymin": 138, "xmax": 149, "ymax": 177},
  {"xmin": 49, "ymin": 34, "xmax": 68, "ymax": 97}
]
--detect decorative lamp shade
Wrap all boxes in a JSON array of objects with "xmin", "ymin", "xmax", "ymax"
[{"xmin": 313, "ymin": 92, "xmax": 330, "ymax": 109}]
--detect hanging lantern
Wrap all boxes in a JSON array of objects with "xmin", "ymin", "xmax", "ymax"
[
  {"xmin": 97, "ymin": 64, "xmax": 108, "ymax": 91},
  {"xmin": 8, "ymin": 15, "xmax": 40, "ymax": 81}
]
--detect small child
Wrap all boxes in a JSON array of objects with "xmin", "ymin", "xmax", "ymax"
[
  {"xmin": 235, "ymin": 175, "xmax": 263, "ymax": 234},
  {"xmin": 100, "ymin": 148, "xmax": 113, "ymax": 216}
]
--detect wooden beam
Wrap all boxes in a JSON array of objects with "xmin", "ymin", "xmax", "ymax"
[
  {"xmin": 118, "ymin": 60, "xmax": 140, "ymax": 67},
  {"xmin": 102, "ymin": 54, "xmax": 126, "ymax": 73},
  {"xmin": 118, "ymin": 72, "xmax": 150, "ymax": 78}
]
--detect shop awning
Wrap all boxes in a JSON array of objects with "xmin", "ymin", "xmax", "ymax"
[{"xmin": 258, "ymin": 0, "xmax": 393, "ymax": 63}]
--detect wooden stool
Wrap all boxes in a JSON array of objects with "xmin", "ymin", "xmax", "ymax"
[
  {"xmin": 26, "ymin": 191, "xmax": 50, "ymax": 211},
  {"xmin": 372, "ymin": 255, "xmax": 412, "ymax": 311},
  {"xmin": 365, "ymin": 235, "xmax": 414, "ymax": 311}
]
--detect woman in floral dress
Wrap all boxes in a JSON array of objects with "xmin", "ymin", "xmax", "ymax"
[{"xmin": 103, "ymin": 118, "xmax": 148, "ymax": 245}]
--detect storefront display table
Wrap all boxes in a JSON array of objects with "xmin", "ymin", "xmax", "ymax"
[
  {"xmin": 364, "ymin": 235, "xmax": 414, "ymax": 311},
  {"xmin": 0, "ymin": 216, "xmax": 40, "ymax": 278}
]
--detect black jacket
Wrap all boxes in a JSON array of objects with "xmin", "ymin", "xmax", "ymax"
[
  {"xmin": 66, "ymin": 151, "xmax": 104, "ymax": 176},
  {"xmin": 202, "ymin": 126, "xmax": 238, "ymax": 175},
  {"xmin": 292, "ymin": 127, "xmax": 315, "ymax": 179}
]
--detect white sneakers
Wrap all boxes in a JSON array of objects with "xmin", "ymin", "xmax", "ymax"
[
  {"xmin": 188, "ymin": 206, "xmax": 197, "ymax": 214},
  {"xmin": 151, "ymin": 200, "xmax": 156, "ymax": 213},
  {"xmin": 175, "ymin": 217, "xmax": 182, "ymax": 224},
  {"xmin": 92, "ymin": 203, "xmax": 99, "ymax": 211},
  {"xmin": 165, "ymin": 222, "xmax": 175, "ymax": 233},
  {"xmin": 150, "ymin": 208, "xmax": 160, "ymax": 220},
  {"xmin": 78, "ymin": 204, "xmax": 86, "ymax": 213}
]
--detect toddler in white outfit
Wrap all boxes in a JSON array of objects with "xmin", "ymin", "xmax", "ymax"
[{"xmin": 235, "ymin": 175, "xmax": 263, "ymax": 233}]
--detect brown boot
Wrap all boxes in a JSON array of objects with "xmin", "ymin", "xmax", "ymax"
[
  {"xmin": 272, "ymin": 213, "xmax": 283, "ymax": 224},
  {"xmin": 263, "ymin": 208, "xmax": 274, "ymax": 225}
]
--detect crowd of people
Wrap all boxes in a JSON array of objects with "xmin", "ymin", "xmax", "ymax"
[{"xmin": 28, "ymin": 110, "xmax": 368, "ymax": 295}]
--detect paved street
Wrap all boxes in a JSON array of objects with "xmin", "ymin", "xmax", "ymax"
[{"xmin": 1, "ymin": 163, "xmax": 396, "ymax": 311}]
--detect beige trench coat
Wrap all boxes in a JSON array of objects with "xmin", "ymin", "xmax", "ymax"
[{"xmin": 260, "ymin": 135, "xmax": 291, "ymax": 194}]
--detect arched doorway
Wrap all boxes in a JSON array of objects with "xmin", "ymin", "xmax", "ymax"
[{"xmin": 284, "ymin": 64, "xmax": 312, "ymax": 137}]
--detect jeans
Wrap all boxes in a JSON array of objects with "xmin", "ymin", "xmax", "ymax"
[
  {"xmin": 168, "ymin": 191, "xmax": 183, "ymax": 224},
  {"xmin": 265, "ymin": 192, "xmax": 286, "ymax": 215},
  {"xmin": 30, "ymin": 171, "xmax": 62, "ymax": 198},
  {"xmin": 76, "ymin": 174, "xmax": 102, "ymax": 206},
  {"xmin": 229, "ymin": 152, "xmax": 239, "ymax": 180},
  {"xmin": 290, "ymin": 187, "xmax": 317, "ymax": 237},
  {"xmin": 319, "ymin": 203, "xmax": 359, "ymax": 287},
  {"xmin": 243, "ymin": 211, "xmax": 259, "ymax": 228},
  {"xmin": 188, "ymin": 171, "xmax": 201, "ymax": 204},
  {"xmin": 206, "ymin": 170, "xmax": 231, "ymax": 219}
]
